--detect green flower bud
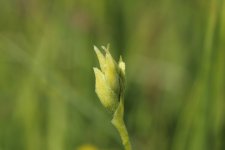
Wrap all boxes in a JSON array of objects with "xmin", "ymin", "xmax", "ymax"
[{"xmin": 93, "ymin": 45, "xmax": 126, "ymax": 113}]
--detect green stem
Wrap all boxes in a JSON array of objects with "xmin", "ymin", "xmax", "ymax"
[
  {"xmin": 111, "ymin": 98, "xmax": 132, "ymax": 150},
  {"xmin": 112, "ymin": 117, "xmax": 132, "ymax": 150}
]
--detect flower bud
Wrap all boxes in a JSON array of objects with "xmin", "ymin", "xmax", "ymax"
[{"xmin": 93, "ymin": 45, "xmax": 125, "ymax": 113}]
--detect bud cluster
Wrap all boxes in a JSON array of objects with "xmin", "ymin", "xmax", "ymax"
[{"xmin": 93, "ymin": 45, "xmax": 126, "ymax": 113}]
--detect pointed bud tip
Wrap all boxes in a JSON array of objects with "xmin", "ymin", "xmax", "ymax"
[
  {"xmin": 102, "ymin": 45, "xmax": 110, "ymax": 54},
  {"xmin": 106, "ymin": 43, "xmax": 110, "ymax": 49},
  {"xmin": 119, "ymin": 56, "xmax": 123, "ymax": 62},
  {"xmin": 93, "ymin": 45, "xmax": 100, "ymax": 52},
  {"xmin": 93, "ymin": 67, "xmax": 105, "ymax": 77},
  {"xmin": 93, "ymin": 67, "xmax": 99, "ymax": 73},
  {"xmin": 101, "ymin": 46, "xmax": 107, "ymax": 50},
  {"xmin": 118, "ymin": 57, "xmax": 125, "ymax": 75}
]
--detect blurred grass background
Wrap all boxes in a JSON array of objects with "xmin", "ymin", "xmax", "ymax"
[{"xmin": 0, "ymin": 0, "xmax": 225, "ymax": 150}]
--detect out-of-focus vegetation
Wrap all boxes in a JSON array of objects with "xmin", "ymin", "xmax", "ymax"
[{"xmin": 0, "ymin": 0, "xmax": 225, "ymax": 150}]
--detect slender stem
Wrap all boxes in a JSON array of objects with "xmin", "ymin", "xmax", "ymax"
[
  {"xmin": 112, "ymin": 118, "xmax": 132, "ymax": 150},
  {"xmin": 111, "ymin": 97, "xmax": 132, "ymax": 150}
]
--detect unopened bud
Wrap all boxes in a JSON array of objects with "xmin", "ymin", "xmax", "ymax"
[{"xmin": 93, "ymin": 45, "xmax": 126, "ymax": 113}]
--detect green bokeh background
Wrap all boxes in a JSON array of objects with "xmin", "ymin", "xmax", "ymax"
[{"xmin": 0, "ymin": 0, "xmax": 225, "ymax": 150}]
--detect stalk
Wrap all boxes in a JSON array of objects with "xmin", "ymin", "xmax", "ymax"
[{"xmin": 111, "ymin": 98, "xmax": 132, "ymax": 150}]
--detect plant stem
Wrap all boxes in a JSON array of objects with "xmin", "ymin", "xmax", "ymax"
[
  {"xmin": 111, "ymin": 98, "xmax": 132, "ymax": 150},
  {"xmin": 112, "ymin": 117, "xmax": 132, "ymax": 150}
]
